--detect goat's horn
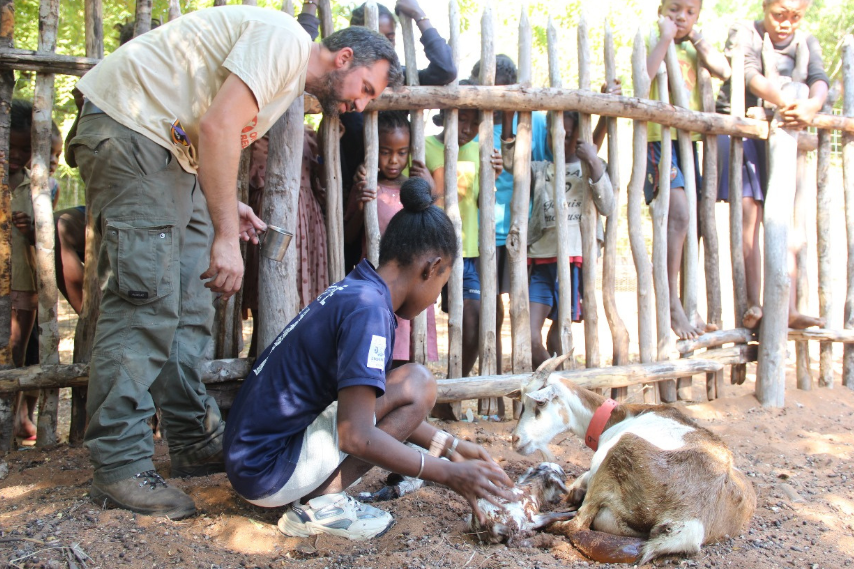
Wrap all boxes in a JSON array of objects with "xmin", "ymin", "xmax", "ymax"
[{"xmin": 535, "ymin": 353, "xmax": 571, "ymax": 374}]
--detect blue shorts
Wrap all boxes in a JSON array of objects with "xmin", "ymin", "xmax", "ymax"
[
  {"xmin": 463, "ymin": 258, "xmax": 481, "ymax": 300},
  {"xmin": 644, "ymin": 141, "xmax": 702, "ymax": 205},
  {"xmin": 528, "ymin": 261, "xmax": 583, "ymax": 322}
]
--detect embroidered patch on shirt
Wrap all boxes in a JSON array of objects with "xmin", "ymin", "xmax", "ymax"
[{"xmin": 367, "ymin": 335, "xmax": 387, "ymax": 370}]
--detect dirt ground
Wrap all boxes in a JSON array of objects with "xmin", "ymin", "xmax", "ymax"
[{"xmin": 2, "ymin": 364, "xmax": 853, "ymax": 569}]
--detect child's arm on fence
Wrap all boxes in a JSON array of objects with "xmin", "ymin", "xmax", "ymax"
[
  {"xmin": 576, "ymin": 142, "xmax": 615, "ymax": 217},
  {"xmin": 647, "ymin": 17, "xmax": 677, "ymax": 80},
  {"xmin": 689, "ymin": 28, "xmax": 731, "ymax": 81},
  {"xmin": 593, "ymin": 80, "xmax": 622, "ymax": 150}
]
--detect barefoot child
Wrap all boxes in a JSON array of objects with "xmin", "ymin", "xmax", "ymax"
[
  {"xmin": 716, "ymin": 0, "xmax": 828, "ymax": 330},
  {"xmin": 501, "ymin": 110, "xmax": 615, "ymax": 370},
  {"xmin": 645, "ymin": 0, "xmax": 730, "ymax": 341},
  {"xmin": 224, "ymin": 178, "xmax": 513, "ymax": 540},
  {"xmin": 345, "ymin": 110, "xmax": 441, "ymax": 365}
]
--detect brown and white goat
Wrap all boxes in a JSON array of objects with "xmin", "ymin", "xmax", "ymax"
[
  {"xmin": 470, "ymin": 462, "xmax": 575, "ymax": 546},
  {"xmin": 510, "ymin": 360, "xmax": 756, "ymax": 564}
]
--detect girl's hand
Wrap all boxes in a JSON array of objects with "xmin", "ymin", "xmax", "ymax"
[
  {"xmin": 410, "ymin": 160, "xmax": 436, "ymax": 193},
  {"xmin": 444, "ymin": 459, "xmax": 515, "ymax": 525},
  {"xmin": 353, "ymin": 164, "xmax": 368, "ymax": 186},
  {"xmin": 491, "ymin": 149, "xmax": 503, "ymax": 177},
  {"xmin": 12, "ymin": 211, "xmax": 35, "ymax": 244},
  {"xmin": 601, "ymin": 78, "xmax": 622, "ymax": 97},
  {"xmin": 576, "ymin": 142, "xmax": 605, "ymax": 181},
  {"xmin": 353, "ymin": 179, "xmax": 377, "ymax": 212},
  {"xmin": 780, "ymin": 98, "xmax": 822, "ymax": 130},
  {"xmin": 450, "ymin": 438, "xmax": 499, "ymax": 465}
]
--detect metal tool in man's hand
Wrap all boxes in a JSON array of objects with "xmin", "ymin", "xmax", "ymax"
[{"xmin": 258, "ymin": 225, "xmax": 293, "ymax": 262}]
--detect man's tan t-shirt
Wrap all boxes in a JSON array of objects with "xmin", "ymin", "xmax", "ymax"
[{"xmin": 77, "ymin": 6, "xmax": 312, "ymax": 173}]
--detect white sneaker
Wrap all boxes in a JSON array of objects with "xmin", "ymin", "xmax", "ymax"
[{"xmin": 278, "ymin": 492, "xmax": 394, "ymax": 540}]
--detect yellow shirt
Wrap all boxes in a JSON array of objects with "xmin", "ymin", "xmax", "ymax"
[
  {"xmin": 77, "ymin": 6, "xmax": 311, "ymax": 173},
  {"xmin": 647, "ymin": 28, "xmax": 703, "ymax": 143},
  {"xmin": 425, "ymin": 136, "xmax": 480, "ymax": 258}
]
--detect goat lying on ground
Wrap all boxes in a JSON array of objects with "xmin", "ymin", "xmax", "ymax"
[
  {"xmin": 510, "ymin": 356, "xmax": 756, "ymax": 564},
  {"xmin": 470, "ymin": 462, "xmax": 575, "ymax": 545}
]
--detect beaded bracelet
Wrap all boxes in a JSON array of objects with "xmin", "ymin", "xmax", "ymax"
[{"xmin": 429, "ymin": 430, "xmax": 451, "ymax": 457}]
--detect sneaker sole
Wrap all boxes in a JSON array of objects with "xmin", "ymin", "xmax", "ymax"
[
  {"xmin": 90, "ymin": 487, "xmax": 197, "ymax": 520},
  {"xmin": 277, "ymin": 516, "xmax": 394, "ymax": 541}
]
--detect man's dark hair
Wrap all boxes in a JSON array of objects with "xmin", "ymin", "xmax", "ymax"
[
  {"xmin": 350, "ymin": 2, "xmax": 396, "ymax": 27},
  {"xmin": 11, "ymin": 99, "xmax": 33, "ymax": 134},
  {"xmin": 379, "ymin": 177, "xmax": 457, "ymax": 267},
  {"xmin": 470, "ymin": 54, "xmax": 518, "ymax": 86},
  {"xmin": 322, "ymin": 27, "xmax": 404, "ymax": 89},
  {"xmin": 115, "ymin": 18, "xmax": 162, "ymax": 46},
  {"xmin": 377, "ymin": 110, "xmax": 410, "ymax": 137}
]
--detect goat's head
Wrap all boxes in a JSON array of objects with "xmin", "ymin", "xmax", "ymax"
[{"xmin": 517, "ymin": 462, "xmax": 569, "ymax": 503}]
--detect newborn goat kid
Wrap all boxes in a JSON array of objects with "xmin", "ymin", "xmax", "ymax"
[
  {"xmin": 470, "ymin": 462, "xmax": 574, "ymax": 545},
  {"xmin": 510, "ymin": 356, "xmax": 756, "ymax": 564}
]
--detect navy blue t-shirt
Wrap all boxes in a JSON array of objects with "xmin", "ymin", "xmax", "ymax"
[{"xmin": 223, "ymin": 261, "xmax": 396, "ymax": 501}]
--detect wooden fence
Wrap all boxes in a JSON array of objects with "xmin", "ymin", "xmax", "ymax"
[{"xmin": 1, "ymin": 0, "xmax": 854, "ymax": 449}]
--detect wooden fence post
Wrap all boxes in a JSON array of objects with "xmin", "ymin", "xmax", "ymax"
[
  {"xmin": 0, "ymin": 0, "xmax": 16, "ymax": 450},
  {"xmin": 577, "ymin": 11, "xmax": 599, "ymax": 371},
  {"xmin": 168, "ymin": 0, "xmax": 181, "ymax": 21},
  {"xmin": 651, "ymin": 30, "xmax": 676, "ymax": 403},
  {"xmin": 546, "ymin": 18, "xmax": 572, "ymax": 369},
  {"xmin": 85, "ymin": 0, "xmax": 103, "ymax": 59},
  {"xmin": 31, "ymin": 0, "xmax": 61, "ymax": 447},
  {"xmin": 477, "ymin": 2, "xmax": 500, "ymax": 416},
  {"xmin": 400, "ymin": 12, "xmax": 428, "ymax": 364},
  {"xmin": 133, "ymin": 0, "xmax": 152, "ymax": 37},
  {"xmin": 664, "ymin": 42, "xmax": 699, "ymax": 401},
  {"xmin": 602, "ymin": 21, "xmax": 630, "ymax": 400},
  {"xmin": 628, "ymin": 28, "xmax": 657, "ymax": 404},
  {"xmin": 816, "ymin": 97, "xmax": 835, "ymax": 388},
  {"xmin": 729, "ymin": 43, "xmax": 748, "ymax": 386},
  {"xmin": 843, "ymin": 35, "xmax": 854, "ymax": 390},
  {"xmin": 507, "ymin": 6, "xmax": 533, "ymax": 417},
  {"xmin": 258, "ymin": 0, "xmax": 303, "ymax": 349},
  {"xmin": 794, "ymin": 149, "xmax": 811, "ymax": 389},
  {"xmin": 756, "ymin": 83, "xmax": 807, "ymax": 407},
  {"xmin": 362, "ymin": 2, "xmax": 381, "ymax": 267},
  {"xmin": 698, "ymin": 66, "xmax": 724, "ymax": 399}
]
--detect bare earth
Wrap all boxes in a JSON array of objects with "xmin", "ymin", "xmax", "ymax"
[{"xmin": 1, "ymin": 365, "xmax": 853, "ymax": 569}]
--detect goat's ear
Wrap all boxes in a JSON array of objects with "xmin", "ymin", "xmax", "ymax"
[
  {"xmin": 506, "ymin": 389, "xmax": 522, "ymax": 401},
  {"xmin": 527, "ymin": 384, "xmax": 558, "ymax": 404}
]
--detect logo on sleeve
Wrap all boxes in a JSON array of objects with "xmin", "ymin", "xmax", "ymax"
[{"xmin": 367, "ymin": 335, "xmax": 387, "ymax": 370}]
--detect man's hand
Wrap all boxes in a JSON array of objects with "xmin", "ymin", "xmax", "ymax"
[
  {"xmin": 658, "ymin": 15, "xmax": 677, "ymax": 43},
  {"xmin": 201, "ymin": 236, "xmax": 244, "ymax": 299},
  {"xmin": 395, "ymin": 0, "xmax": 425, "ymax": 20},
  {"xmin": 780, "ymin": 98, "xmax": 822, "ymax": 130},
  {"xmin": 237, "ymin": 201, "xmax": 266, "ymax": 244}
]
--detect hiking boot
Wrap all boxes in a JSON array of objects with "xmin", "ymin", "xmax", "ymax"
[
  {"xmin": 170, "ymin": 447, "xmax": 225, "ymax": 478},
  {"xmin": 278, "ymin": 492, "xmax": 394, "ymax": 540},
  {"xmin": 90, "ymin": 470, "xmax": 196, "ymax": 520}
]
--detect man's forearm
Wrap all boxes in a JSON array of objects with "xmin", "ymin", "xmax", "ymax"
[{"xmin": 198, "ymin": 122, "xmax": 242, "ymax": 241}]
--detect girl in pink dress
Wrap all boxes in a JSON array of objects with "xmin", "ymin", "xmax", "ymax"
[{"xmin": 345, "ymin": 111, "xmax": 439, "ymax": 366}]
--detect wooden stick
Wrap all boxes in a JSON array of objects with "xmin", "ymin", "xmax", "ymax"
[
  {"xmin": 31, "ymin": 0, "xmax": 61, "ymax": 447},
  {"xmin": 627, "ymin": 28, "xmax": 657, "ymax": 404},
  {"xmin": 844, "ymin": 36, "xmax": 854, "ymax": 389},
  {"xmin": 508, "ymin": 6, "xmax": 533, "ymax": 393},
  {"xmin": 133, "ymin": 0, "xmax": 152, "ymax": 37},
  {"xmin": 816, "ymin": 101, "xmax": 834, "ymax": 388},
  {"xmin": 316, "ymin": 0, "xmax": 333, "ymax": 39},
  {"xmin": 602, "ymin": 21, "xmax": 629, "ymax": 401},
  {"xmin": 0, "ymin": 0, "xmax": 16, "ymax": 450},
  {"xmin": 728, "ymin": 43, "xmax": 748, "ymax": 386},
  {"xmin": 400, "ymin": 12, "xmax": 428, "ymax": 365},
  {"xmin": 323, "ymin": 118, "xmax": 344, "ymax": 283},
  {"xmin": 242, "ymin": 0, "xmax": 257, "ymax": 5},
  {"xmin": 794, "ymin": 150, "xmax": 811, "ymax": 390},
  {"xmin": 477, "ymin": 2, "xmax": 499, "ymax": 416},
  {"xmin": 651, "ymin": 30, "xmax": 675, "ymax": 403},
  {"xmin": 675, "ymin": 328, "xmax": 754, "ymax": 353},
  {"xmin": 438, "ymin": 0, "xmax": 462, "ymax": 420},
  {"xmin": 787, "ymin": 328, "xmax": 854, "ymax": 343},
  {"xmin": 757, "ymin": 84, "xmax": 807, "ymax": 407},
  {"xmin": 362, "ymin": 2, "xmax": 381, "ymax": 267},
  {"xmin": 664, "ymin": 42, "xmax": 698, "ymax": 401},
  {"xmin": 258, "ymin": 0, "xmax": 303, "ymax": 350},
  {"xmin": 698, "ymin": 66, "xmax": 724, "ymax": 399},
  {"xmin": 577, "ymin": 11, "xmax": 599, "ymax": 370},
  {"xmin": 547, "ymin": 19, "xmax": 573, "ymax": 367},
  {"xmin": 85, "ymin": 0, "xmax": 103, "ymax": 59}
]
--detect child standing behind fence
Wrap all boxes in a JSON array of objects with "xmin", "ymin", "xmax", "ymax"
[
  {"xmin": 425, "ymin": 82, "xmax": 503, "ymax": 382},
  {"xmin": 345, "ymin": 110, "xmax": 440, "ymax": 365},
  {"xmin": 645, "ymin": 0, "xmax": 731, "ymax": 341},
  {"xmin": 715, "ymin": 0, "xmax": 828, "ymax": 330},
  {"xmin": 501, "ymin": 110, "xmax": 615, "ymax": 370}
]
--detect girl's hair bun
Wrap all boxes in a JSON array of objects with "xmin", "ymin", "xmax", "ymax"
[{"xmin": 400, "ymin": 177, "xmax": 434, "ymax": 213}]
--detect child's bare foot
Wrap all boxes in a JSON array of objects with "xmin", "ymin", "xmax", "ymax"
[
  {"xmin": 692, "ymin": 312, "xmax": 717, "ymax": 333},
  {"xmin": 788, "ymin": 311, "xmax": 825, "ymax": 330},
  {"xmin": 743, "ymin": 306, "xmax": 763, "ymax": 329},
  {"xmin": 13, "ymin": 414, "xmax": 37, "ymax": 440},
  {"xmin": 670, "ymin": 300, "xmax": 703, "ymax": 340}
]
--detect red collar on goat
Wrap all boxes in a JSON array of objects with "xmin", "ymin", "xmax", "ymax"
[{"xmin": 584, "ymin": 398, "xmax": 618, "ymax": 451}]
